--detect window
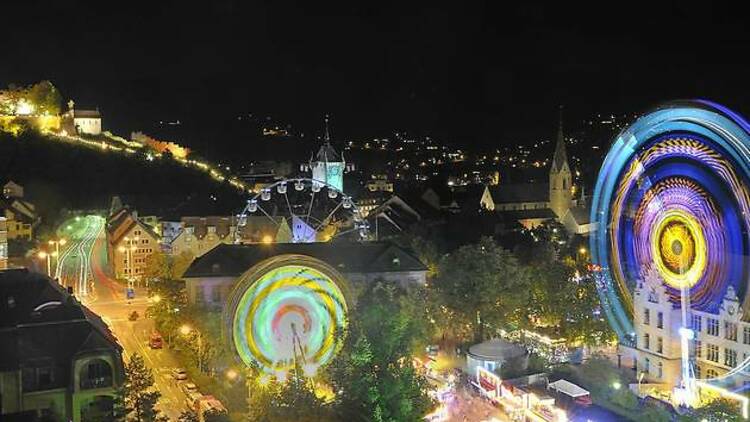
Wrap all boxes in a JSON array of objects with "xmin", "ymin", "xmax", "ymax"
[
  {"xmin": 707, "ymin": 344, "xmax": 720, "ymax": 363},
  {"xmin": 645, "ymin": 358, "xmax": 650, "ymax": 374},
  {"xmin": 657, "ymin": 312, "xmax": 663, "ymax": 329},
  {"xmin": 726, "ymin": 348, "xmax": 738, "ymax": 368},
  {"xmin": 707, "ymin": 369, "xmax": 719, "ymax": 378},
  {"xmin": 744, "ymin": 326, "xmax": 750, "ymax": 345},
  {"xmin": 692, "ymin": 315, "xmax": 702, "ymax": 332},
  {"xmin": 695, "ymin": 365, "xmax": 701, "ymax": 379},
  {"xmin": 643, "ymin": 333, "xmax": 650, "ymax": 350},
  {"xmin": 657, "ymin": 361, "xmax": 663, "ymax": 379},
  {"xmin": 211, "ymin": 287, "xmax": 221, "ymax": 303},
  {"xmin": 644, "ymin": 308, "xmax": 650, "ymax": 325},
  {"xmin": 695, "ymin": 340, "xmax": 702, "ymax": 359},
  {"xmin": 725, "ymin": 321, "xmax": 738, "ymax": 341},
  {"xmin": 657, "ymin": 337, "xmax": 663, "ymax": 354},
  {"xmin": 709, "ymin": 317, "xmax": 721, "ymax": 336}
]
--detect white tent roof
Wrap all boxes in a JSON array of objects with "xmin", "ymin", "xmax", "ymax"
[{"xmin": 548, "ymin": 379, "xmax": 589, "ymax": 398}]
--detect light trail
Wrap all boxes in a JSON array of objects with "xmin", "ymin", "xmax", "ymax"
[{"xmin": 55, "ymin": 215, "xmax": 104, "ymax": 298}]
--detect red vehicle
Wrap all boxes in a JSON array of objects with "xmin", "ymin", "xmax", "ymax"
[{"xmin": 149, "ymin": 332, "xmax": 163, "ymax": 349}]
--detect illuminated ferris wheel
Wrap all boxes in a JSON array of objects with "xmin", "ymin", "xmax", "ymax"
[
  {"xmin": 591, "ymin": 100, "xmax": 750, "ymax": 415},
  {"xmin": 235, "ymin": 178, "xmax": 369, "ymax": 244}
]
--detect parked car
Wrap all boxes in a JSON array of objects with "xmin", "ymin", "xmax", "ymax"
[
  {"xmin": 191, "ymin": 395, "xmax": 227, "ymax": 422},
  {"xmin": 180, "ymin": 382, "xmax": 198, "ymax": 396},
  {"xmin": 149, "ymin": 332, "xmax": 163, "ymax": 349},
  {"xmin": 172, "ymin": 368, "xmax": 188, "ymax": 381}
]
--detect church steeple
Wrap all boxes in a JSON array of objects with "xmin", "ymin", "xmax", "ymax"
[
  {"xmin": 549, "ymin": 106, "xmax": 573, "ymax": 219},
  {"xmin": 551, "ymin": 106, "xmax": 569, "ymax": 174}
]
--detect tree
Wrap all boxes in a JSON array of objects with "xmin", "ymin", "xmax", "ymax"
[
  {"xmin": 329, "ymin": 281, "xmax": 434, "ymax": 422},
  {"xmin": 431, "ymin": 237, "xmax": 530, "ymax": 342},
  {"xmin": 178, "ymin": 410, "xmax": 199, "ymax": 422},
  {"xmin": 144, "ymin": 250, "xmax": 194, "ymax": 280},
  {"xmin": 203, "ymin": 409, "xmax": 231, "ymax": 422},
  {"xmin": 123, "ymin": 353, "xmax": 168, "ymax": 422},
  {"xmin": 688, "ymin": 398, "xmax": 743, "ymax": 422},
  {"xmin": 27, "ymin": 81, "xmax": 62, "ymax": 115},
  {"xmin": 247, "ymin": 367, "xmax": 331, "ymax": 422}
]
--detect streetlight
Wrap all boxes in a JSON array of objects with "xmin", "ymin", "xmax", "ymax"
[
  {"xmin": 226, "ymin": 369, "xmax": 238, "ymax": 381},
  {"xmin": 49, "ymin": 238, "xmax": 66, "ymax": 275},
  {"xmin": 38, "ymin": 251, "xmax": 50, "ymax": 277},
  {"xmin": 638, "ymin": 371, "xmax": 645, "ymax": 396}
]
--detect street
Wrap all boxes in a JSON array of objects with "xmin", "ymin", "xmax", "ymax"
[{"xmin": 54, "ymin": 214, "xmax": 189, "ymax": 420}]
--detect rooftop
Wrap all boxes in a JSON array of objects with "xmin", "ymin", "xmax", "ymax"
[{"xmin": 183, "ymin": 241, "xmax": 427, "ymax": 278}]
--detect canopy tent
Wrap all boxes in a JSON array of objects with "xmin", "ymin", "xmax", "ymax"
[{"xmin": 548, "ymin": 379, "xmax": 589, "ymax": 398}]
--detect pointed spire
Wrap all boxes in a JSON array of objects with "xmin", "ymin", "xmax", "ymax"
[
  {"xmin": 324, "ymin": 114, "xmax": 331, "ymax": 144},
  {"xmin": 551, "ymin": 105, "xmax": 568, "ymax": 173}
]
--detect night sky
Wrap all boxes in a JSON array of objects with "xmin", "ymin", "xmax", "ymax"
[{"xmin": 3, "ymin": 1, "xmax": 750, "ymax": 148}]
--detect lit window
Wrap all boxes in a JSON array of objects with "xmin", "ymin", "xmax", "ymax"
[
  {"xmin": 707, "ymin": 318, "xmax": 719, "ymax": 336},
  {"xmin": 725, "ymin": 348, "xmax": 738, "ymax": 368},
  {"xmin": 707, "ymin": 344, "xmax": 719, "ymax": 363},
  {"xmin": 725, "ymin": 321, "xmax": 738, "ymax": 342}
]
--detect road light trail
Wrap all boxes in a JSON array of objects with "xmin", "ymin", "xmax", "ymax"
[{"xmin": 55, "ymin": 215, "xmax": 105, "ymax": 298}]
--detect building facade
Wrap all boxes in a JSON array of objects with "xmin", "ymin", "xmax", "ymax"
[
  {"xmin": 624, "ymin": 266, "xmax": 750, "ymax": 392},
  {"xmin": 0, "ymin": 269, "xmax": 123, "ymax": 421},
  {"xmin": 62, "ymin": 100, "xmax": 102, "ymax": 136},
  {"xmin": 181, "ymin": 242, "xmax": 427, "ymax": 308},
  {"xmin": 106, "ymin": 208, "xmax": 160, "ymax": 280}
]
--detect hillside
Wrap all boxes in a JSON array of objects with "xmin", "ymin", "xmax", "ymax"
[{"xmin": 0, "ymin": 130, "xmax": 247, "ymax": 231}]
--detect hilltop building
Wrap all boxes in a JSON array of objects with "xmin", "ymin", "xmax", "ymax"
[
  {"xmin": 0, "ymin": 269, "xmax": 123, "ymax": 421},
  {"xmin": 62, "ymin": 100, "xmax": 101, "ymax": 136}
]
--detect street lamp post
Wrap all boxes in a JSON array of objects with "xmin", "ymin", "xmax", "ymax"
[
  {"xmin": 38, "ymin": 251, "xmax": 50, "ymax": 277},
  {"xmin": 180, "ymin": 324, "xmax": 204, "ymax": 373},
  {"xmin": 48, "ymin": 238, "xmax": 66, "ymax": 275}
]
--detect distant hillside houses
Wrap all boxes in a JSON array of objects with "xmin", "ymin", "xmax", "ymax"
[{"xmin": 0, "ymin": 180, "xmax": 39, "ymax": 241}]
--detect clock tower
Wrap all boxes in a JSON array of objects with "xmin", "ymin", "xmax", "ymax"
[{"xmin": 310, "ymin": 116, "xmax": 348, "ymax": 192}]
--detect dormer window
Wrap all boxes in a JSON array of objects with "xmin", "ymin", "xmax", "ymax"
[
  {"xmin": 186, "ymin": 227, "xmax": 195, "ymax": 234},
  {"xmin": 207, "ymin": 226, "xmax": 216, "ymax": 234}
]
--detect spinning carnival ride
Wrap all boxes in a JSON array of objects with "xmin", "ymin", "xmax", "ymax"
[
  {"xmin": 591, "ymin": 100, "xmax": 750, "ymax": 412},
  {"xmin": 224, "ymin": 255, "xmax": 350, "ymax": 378}
]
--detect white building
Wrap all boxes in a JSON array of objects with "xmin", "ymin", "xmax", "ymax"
[
  {"xmin": 64, "ymin": 100, "xmax": 102, "ymax": 135},
  {"xmin": 623, "ymin": 266, "xmax": 750, "ymax": 393}
]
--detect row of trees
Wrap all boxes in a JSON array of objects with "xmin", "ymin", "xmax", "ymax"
[
  {"xmin": 427, "ymin": 234, "xmax": 612, "ymax": 346},
  {"xmin": 0, "ymin": 81, "xmax": 63, "ymax": 116}
]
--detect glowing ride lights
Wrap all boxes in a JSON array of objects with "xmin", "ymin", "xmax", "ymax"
[
  {"xmin": 225, "ymin": 257, "xmax": 349, "ymax": 379},
  {"xmin": 590, "ymin": 100, "xmax": 750, "ymax": 412}
]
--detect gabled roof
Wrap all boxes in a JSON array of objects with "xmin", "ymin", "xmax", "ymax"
[
  {"xmin": 488, "ymin": 183, "xmax": 549, "ymax": 204},
  {"xmin": 0, "ymin": 269, "xmax": 122, "ymax": 374},
  {"xmin": 107, "ymin": 209, "xmax": 160, "ymax": 244},
  {"xmin": 182, "ymin": 241, "xmax": 427, "ymax": 278},
  {"xmin": 74, "ymin": 109, "xmax": 101, "ymax": 119},
  {"xmin": 565, "ymin": 205, "xmax": 591, "ymax": 225},
  {"xmin": 497, "ymin": 207, "xmax": 558, "ymax": 221}
]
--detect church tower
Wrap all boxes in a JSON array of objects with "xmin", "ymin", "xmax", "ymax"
[
  {"xmin": 310, "ymin": 116, "xmax": 346, "ymax": 192},
  {"xmin": 549, "ymin": 108, "xmax": 573, "ymax": 218}
]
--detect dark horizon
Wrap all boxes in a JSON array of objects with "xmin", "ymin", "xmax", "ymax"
[{"xmin": 3, "ymin": 1, "xmax": 750, "ymax": 148}]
